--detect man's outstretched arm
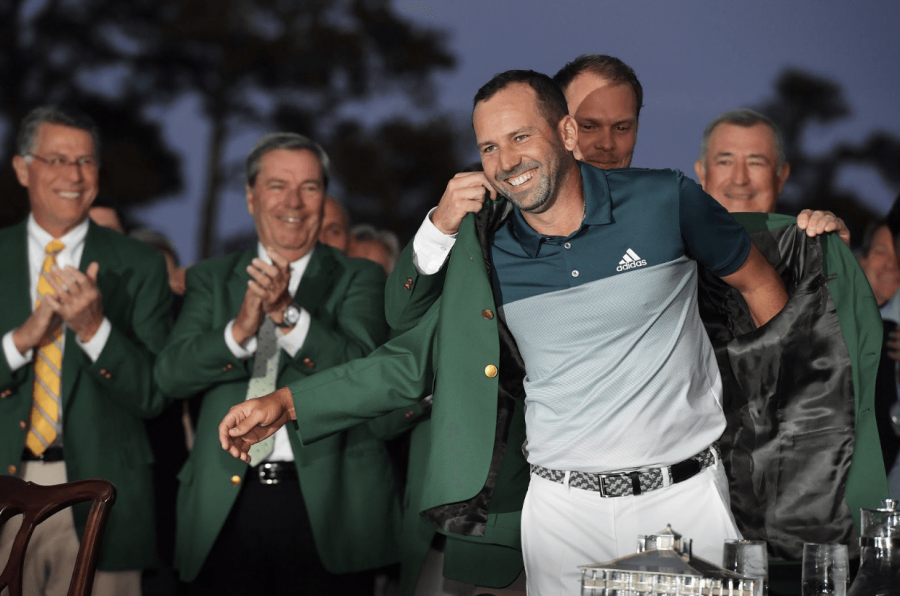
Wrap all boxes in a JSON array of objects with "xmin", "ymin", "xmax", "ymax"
[
  {"xmin": 721, "ymin": 243, "xmax": 789, "ymax": 327},
  {"xmin": 221, "ymin": 297, "xmax": 441, "ymax": 461}
]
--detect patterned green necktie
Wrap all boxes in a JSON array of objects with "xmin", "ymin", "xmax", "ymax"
[{"xmin": 245, "ymin": 317, "xmax": 279, "ymax": 466}]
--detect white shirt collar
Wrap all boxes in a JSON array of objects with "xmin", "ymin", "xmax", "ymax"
[{"xmin": 28, "ymin": 214, "xmax": 90, "ymax": 253}]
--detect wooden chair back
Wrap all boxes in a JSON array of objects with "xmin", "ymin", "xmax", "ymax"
[{"xmin": 0, "ymin": 476, "xmax": 116, "ymax": 596}]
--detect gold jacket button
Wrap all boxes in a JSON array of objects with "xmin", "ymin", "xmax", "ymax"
[
  {"xmin": 230, "ymin": 475, "xmax": 242, "ymax": 486},
  {"xmin": 222, "ymin": 364, "xmax": 233, "ymax": 372},
  {"xmin": 404, "ymin": 411, "xmax": 415, "ymax": 419},
  {"xmin": 99, "ymin": 369, "xmax": 107, "ymax": 376},
  {"xmin": 482, "ymin": 309, "xmax": 494, "ymax": 320},
  {"xmin": 105, "ymin": 373, "xmax": 112, "ymax": 379},
  {"xmin": 7, "ymin": 465, "xmax": 17, "ymax": 475},
  {"xmin": 303, "ymin": 358, "xmax": 315, "ymax": 369},
  {"xmin": 19, "ymin": 420, "xmax": 26, "ymax": 430},
  {"xmin": 484, "ymin": 364, "xmax": 498, "ymax": 378}
]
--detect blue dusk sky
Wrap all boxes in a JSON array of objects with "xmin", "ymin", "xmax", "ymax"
[{"xmin": 133, "ymin": 0, "xmax": 900, "ymax": 262}]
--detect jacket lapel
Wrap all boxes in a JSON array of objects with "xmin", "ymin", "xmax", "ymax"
[
  {"xmin": 62, "ymin": 223, "xmax": 115, "ymax": 414},
  {"xmin": 80, "ymin": 222, "xmax": 121, "ymax": 310},
  {"xmin": 227, "ymin": 250, "xmax": 256, "ymax": 311}
]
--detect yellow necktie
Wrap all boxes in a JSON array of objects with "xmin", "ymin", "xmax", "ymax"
[{"xmin": 26, "ymin": 239, "xmax": 66, "ymax": 456}]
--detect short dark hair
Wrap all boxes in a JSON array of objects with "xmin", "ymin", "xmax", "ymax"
[
  {"xmin": 473, "ymin": 70, "xmax": 568, "ymax": 128},
  {"xmin": 17, "ymin": 107, "xmax": 101, "ymax": 162},
  {"xmin": 553, "ymin": 54, "xmax": 644, "ymax": 120},
  {"xmin": 244, "ymin": 132, "xmax": 331, "ymax": 189},
  {"xmin": 859, "ymin": 219, "xmax": 888, "ymax": 257}
]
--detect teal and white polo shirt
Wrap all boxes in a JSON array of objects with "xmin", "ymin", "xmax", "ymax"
[{"xmin": 491, "ymin": 163, "xmax": 751, "ymax": 474}]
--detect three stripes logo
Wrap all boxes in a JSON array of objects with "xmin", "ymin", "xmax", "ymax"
[{"xmin": 616, "ymin": 248, "xmax": 647, "ymax": 272}]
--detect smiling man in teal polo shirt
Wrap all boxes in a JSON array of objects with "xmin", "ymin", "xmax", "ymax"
[{"xmin": 218, "ymin": 70, "xmax": 791, "ymax": 595}]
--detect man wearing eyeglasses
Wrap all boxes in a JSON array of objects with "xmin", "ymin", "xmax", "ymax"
[{"xmin": 0, "ymin": 107, "xmax": 172, "ymax": 596}]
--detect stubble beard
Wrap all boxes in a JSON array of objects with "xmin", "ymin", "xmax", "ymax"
[{"xmin": 496, "ymin": 157, "xmax": 559, "ymax": 215}]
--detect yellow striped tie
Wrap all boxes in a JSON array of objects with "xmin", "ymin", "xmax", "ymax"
[{"xmin": 25, "ymin": 239, "xmax": 66, "ymax": 456}]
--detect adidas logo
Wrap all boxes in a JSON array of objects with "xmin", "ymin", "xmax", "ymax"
[{"xmin": 616, "ymin": 248, "xmax": 647, "ymax": 272}]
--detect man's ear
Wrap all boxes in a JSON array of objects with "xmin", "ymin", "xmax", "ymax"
[
  {"xmin": 245, "ymin": 185, "xmax": 255, "ymax": 216},
  {"xmin": 12, "ymin": 155, "xmax": 29, "ymax": 188},
  {"xmin": 694, "ymin": 159, "xmax": 707, "ymax": 189},
  {"xmin": 776, "ymin": 162, "xmax": 791, "ymax": 195},
  {"xmin": 560, "ymin": 115, "xmax": 578, "ymax": 152}
]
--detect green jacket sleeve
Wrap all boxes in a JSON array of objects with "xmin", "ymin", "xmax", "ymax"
[
  {"xmin": 292, "ymin": 298, "xmax": 440, "ymax": 444},
  {"xmin": 385, "ymin": 240, "xmax": 447, "ymax": 333},
  {"xmin": 82, "ymin": 244, "xmax": 173, "ymax": 419},
  {"xmin": 155, "ymin": 264, "xmax": 251, "ymax": 398}
]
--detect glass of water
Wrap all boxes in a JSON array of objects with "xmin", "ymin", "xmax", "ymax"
[
  {"xmin": 801, "ymin": 543, "xmax": 849, "ymax": 596},
  {"xmin": 723, "ymin": 539, "xmax": 768, "ymax": 596}
]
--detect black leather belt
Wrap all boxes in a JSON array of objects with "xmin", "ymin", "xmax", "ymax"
[
  {"xmin": 250, "ymin": 461, "xmax": 297, "ymax": 485},
  {"xmin": 530, "ymin": 443, "xmax": 720, "ymax": 498},
  {"xmin": 22, "ymin": 447, "xmax": 64, "ymax": 462}
]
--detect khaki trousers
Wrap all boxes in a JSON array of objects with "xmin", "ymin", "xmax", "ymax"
[{"xmin": 0, "ymin": 461, "xmax": 141, "ymax": 596}]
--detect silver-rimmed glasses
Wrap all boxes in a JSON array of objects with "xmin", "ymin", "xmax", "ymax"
[{"xmin": 26, "ymin": 153, "xmax": 98, "ymax": 170}]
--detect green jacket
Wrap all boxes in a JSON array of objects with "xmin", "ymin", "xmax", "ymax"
[
  {"xmin": 699, "ymin": 213, "xmax": 888, "ymax": 561},
  {"xmin": 0, "ymin": 219, "xmax": 173, "ymax": 571},
  {"xmin": 154, "ymin": 245, "xmax": 399, "ymax": 581},
  {"xmin": 365, "ymin": 395, "xmax": 434, "ymax": 596},
  {"xmin": 287, "ymin": 211, "xmax": 529, "ymax": 590}
]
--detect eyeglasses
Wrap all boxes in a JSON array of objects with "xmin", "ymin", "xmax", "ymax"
[{"xmin": 26, "ymin": 153, "xmax": 98, "ymax": 170}]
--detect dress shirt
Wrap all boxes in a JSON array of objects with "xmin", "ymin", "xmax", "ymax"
[
  {"xmin": 2, "ymin": 216, "xmax": 113, "ymax": 443},
  {"xmin": 223, "ymin": 242, "xmax": 314, "ymax": 462},
  {"xmin": 412, "ymin": 207, "xmax": 456, "ymax": 275},
  {"xmin": 2, "ymin": 215, "xmax": 112, "ymax": 369}
]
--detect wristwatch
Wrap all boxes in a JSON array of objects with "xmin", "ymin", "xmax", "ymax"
[{"xmin": 276, "ymin": 302, "xmax": 301, "ymax": 328}]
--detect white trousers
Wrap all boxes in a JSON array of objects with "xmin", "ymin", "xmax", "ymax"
[{"xmin": 521, "ymin": 461, "xmax": 741, "ymax": 596}]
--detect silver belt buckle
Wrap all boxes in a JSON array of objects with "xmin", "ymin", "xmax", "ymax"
[
  {"xmin": 597, "ymin": 473, "xmax": 610, "ymax": 498},
  {"xmin": 258, "ymin": 462, "xmax": 279, "ymax": 485}
]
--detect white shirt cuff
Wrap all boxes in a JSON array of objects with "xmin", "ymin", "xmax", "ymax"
[
  {"xmin": 225, "ymin": 320, "xmax": 257, "ymax": 360},
  {"xmin": 76, "ymin": 317, "xmax": 111, "ymax": 363},
  {"xmin": 275, "ymin": 308, "xmax": 311, "ymax": 358},
  {"xmin": 412, "ymin": 207, "xmax": 457, "ymax": 275},
  {"xmin": 3, "ymin": 330, "xmax": 32, "ymax": 372}
]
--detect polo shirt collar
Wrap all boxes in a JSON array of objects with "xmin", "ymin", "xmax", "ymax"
[{"xmin": 508, "ymin": 161, "xmax": 613, "ymax": 258}]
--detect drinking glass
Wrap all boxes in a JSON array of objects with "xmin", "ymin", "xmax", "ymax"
[
  {"xmin": 801, "ymin": 543, "xmax": 849, "ymax": 596},
  {"xmin": 723, "ymin": 539, "xmax": 768, "ymax": 596}
]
